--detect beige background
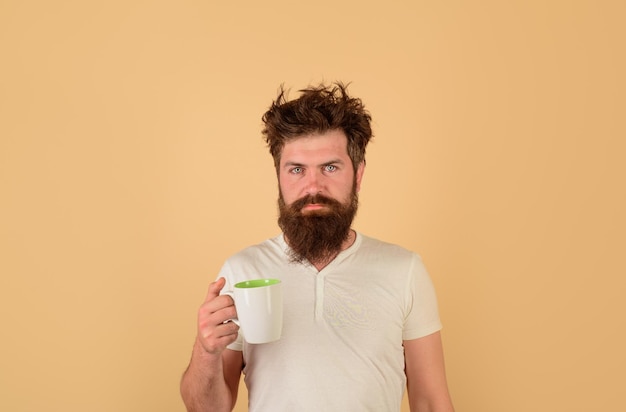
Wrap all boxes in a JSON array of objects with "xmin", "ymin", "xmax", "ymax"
[{"xmin": 1, "ymin": 1, "xmax": 624, "ymax": 411}]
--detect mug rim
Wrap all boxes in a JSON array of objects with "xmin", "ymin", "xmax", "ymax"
[{"xmin": 234, "ymin": 278, "xmax": 280, "ymax": 289}]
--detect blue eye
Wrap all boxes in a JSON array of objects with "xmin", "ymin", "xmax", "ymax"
[
  {"xmin": 290, "ymin": 167, "xmax": 303, "ymax": 174},
  {"xmin": 324, "ymin": 165, "xmax": 337, "ymax": 172}
]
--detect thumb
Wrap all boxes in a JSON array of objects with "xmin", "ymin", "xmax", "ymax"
[{"xmin": 204, "ymin": 277, "xmax": 226, "ymax": 302}]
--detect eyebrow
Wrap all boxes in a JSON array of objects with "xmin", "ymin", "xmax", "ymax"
[
  {"xmin": 322, "ymin": 159, "xmax": 344, "ymax": 166},
  {"xmin": 283, "ymin": 159, "xmax": 345, "ymax": 168}
]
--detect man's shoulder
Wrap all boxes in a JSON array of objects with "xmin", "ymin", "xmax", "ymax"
[
  {"xmin": 218, "ymin": 234, "xmax": 289, "ymax": 282},
  {"xmin": 358, "ymin": 232, "xmax": 415, "ymax": 254},
  {"xmin": 227, "ymin": 234, "xmax": 285, "ymax": 261},
  {"xmin": 355, "ymin": 233, "xmax": 425, "ymax": 268}
]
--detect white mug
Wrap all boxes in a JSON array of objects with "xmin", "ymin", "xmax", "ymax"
[{"xmin": 225, "ymin": 278, "xmax": 283, "ymax": 344}]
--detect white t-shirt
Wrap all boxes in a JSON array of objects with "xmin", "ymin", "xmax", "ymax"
[{"xmin": 219, "ymin": 232, "xmax": 442, "ymax": 412}]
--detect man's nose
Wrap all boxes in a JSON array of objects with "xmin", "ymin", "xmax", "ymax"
[{"xmin": 304, "ymin": 169, "xmax": 323, "ymax": 195}]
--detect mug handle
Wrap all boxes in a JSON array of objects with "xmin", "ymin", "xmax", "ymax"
[{"xmin": 221, "ymin": 291, "xmax": 240, "ymax": 326}]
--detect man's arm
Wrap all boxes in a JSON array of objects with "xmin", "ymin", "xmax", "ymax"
[
  {"xmin": 181, "ymin": 344, "xmax": 243, "ymax": 412},
  {"xmin": 180, "ymin": 278, "xmax": 243, "ymax": 412},
  {"xmin": 404, "ymin": 331, "xmax": 455, "ymax": 412}
]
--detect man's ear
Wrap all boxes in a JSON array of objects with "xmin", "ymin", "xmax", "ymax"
[{"xmin": 355, "ymin": 161, "xmax": 365, "ymax": 192}]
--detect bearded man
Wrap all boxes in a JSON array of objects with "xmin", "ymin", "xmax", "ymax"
[{"xmin": 181, "ymin": 82, "xmax": 455, "ymax": 412}]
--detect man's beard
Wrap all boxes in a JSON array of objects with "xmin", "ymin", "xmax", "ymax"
[{"xmin": 278, "ymin": 187, "xmax": 359, "ymax": 265}]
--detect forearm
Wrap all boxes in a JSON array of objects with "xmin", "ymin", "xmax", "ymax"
[
  {"xmin": 180, "ymin": 339, "xmax": 234, "ymax": 412},
  {"xmin": 408, "ymin": 397, "xmax": 455, "ymax": 412},
  {"xmin": 405, "ymin": 333, "xmax": 455, "ymax": 412}
]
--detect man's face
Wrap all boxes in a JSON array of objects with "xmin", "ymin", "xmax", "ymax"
[
  {"xmin": 277, "ymin": 130, "xmax": 365, "ymax": 264},
  {"xmin": 278, "ymin": 129, "xmax": 364, "ymax": 212}
]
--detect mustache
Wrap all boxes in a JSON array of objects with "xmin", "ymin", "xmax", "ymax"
[{"xmin": 290, "ymin": 194, "xmax": 342, "ymax": 210}]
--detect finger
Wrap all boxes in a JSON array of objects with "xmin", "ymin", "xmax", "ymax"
[
  {"xmin": 204, "ymin": 277, "xmax": 226, "ymax": 303},
  {"xmin": 199, "ymin": 312, "xmax": 236, "ymax": 336},
  {"xmin": 205, "ymin": 301, "xmax": 238, "ymax": 326},
  {"xmin": 217, "ymin": 319, "xmax": 240, "ymax": 337},
  {"xmin": 199, "ymin": 322, "xmax": 239, "ymax": 354}
]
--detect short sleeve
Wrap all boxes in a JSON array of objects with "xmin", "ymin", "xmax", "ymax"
[{"xmin": 402, "ymin": 254, "xmax": 443, "ymax": 340}]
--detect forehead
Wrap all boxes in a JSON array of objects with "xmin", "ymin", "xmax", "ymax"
[{"xmin": 280, "ymin": 130, "xmax": 349, "ymax": 164}]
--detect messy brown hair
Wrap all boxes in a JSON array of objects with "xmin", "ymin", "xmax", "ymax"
[{"xmin": 261, "ymin": 82, "xmax": 373, "ymax": 173}]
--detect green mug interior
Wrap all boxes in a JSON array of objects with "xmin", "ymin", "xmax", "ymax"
[{"xmin": 234, "ymin": 278, "xmax": 280, "ymax": 289}]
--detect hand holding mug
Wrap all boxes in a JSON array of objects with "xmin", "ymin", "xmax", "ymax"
[{"xmin": 196, "ymin": 277, "xmax": 240, "ymax": 355}]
